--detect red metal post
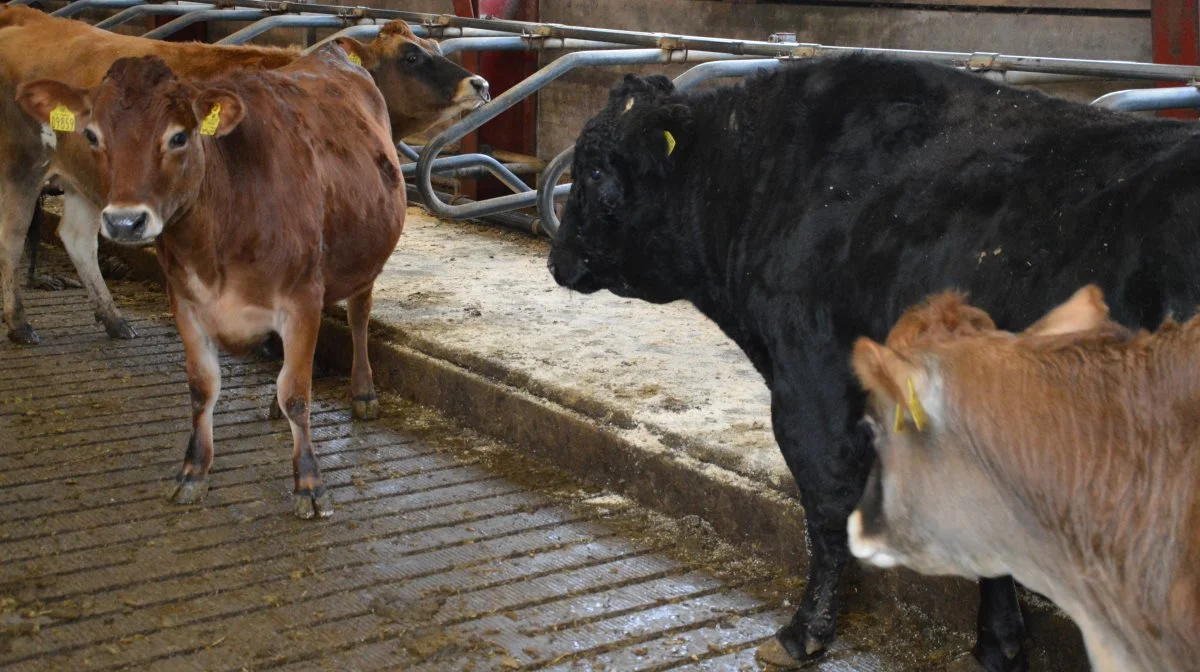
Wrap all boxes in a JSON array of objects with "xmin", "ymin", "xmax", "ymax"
[{"xmin": 1152, "ymin": 0, "xmax": 1200, "ymax": 118}]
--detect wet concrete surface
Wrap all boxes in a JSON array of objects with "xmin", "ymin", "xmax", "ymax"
[{"xmin": 0, "ymin": 251, "xmax": 978, "ymax": 671}]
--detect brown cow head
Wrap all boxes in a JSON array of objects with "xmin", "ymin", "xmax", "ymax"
[
  {"xmin": 18, "ymin": 56, "xmax": 243, "ymax": 245},
  {"xmin": 334, "ymin": 20, "xmax": 489, "ymax": 140},
  {"xmin": 846, "ymin": 285, "xmax": 1113, "ymax": 577}
]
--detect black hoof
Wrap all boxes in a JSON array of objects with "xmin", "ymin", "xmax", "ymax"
[
  {"xmin": 293, "ymin": 488, "xmax": 334, "ymax": 519},
  {"xmin": 102, "ymin": 317, "xmax": 138, "ymax": 340},
  {"xmin": 755, "ymin": 637, "xmax": 804, "ymax": 668},
  {"xmin": 351, "ymin": 394, "xmax": 379, "ymax": 421},
  {"xmin": 164, "ymin": 472, "xmax": 209, "ymax": 504},
  {"xmin": 28, "ymin": 273, "xmax": 83, "ymax": 291},
  {"xmin": 972, "ymin": 640, "xmax": 1029, "ymax": 672},
  {"xmin": 7, "ymin": 324, "xmax": 40, "ymax": 345}
]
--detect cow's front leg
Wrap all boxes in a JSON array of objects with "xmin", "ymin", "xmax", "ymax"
[
  {"xmin": 58, "ymin": 191, "xmax": 136, "ymax": 339},
  {"xmin": 279, "ymin": 297, "xmax": 333, "ymax": 519},
  {"xmin": 0, "ymin": 173, "xmax": 43, "ymax": 345},
  {"xmin": 164, "ymin": 302, "xmax": 220, "ymax": 504},
  {"xmin": 970, "ymin": 577, "xmax": 1029, "ymax": 672},
  {"xmin": 756, "ymin": 347, "xmax": 874, "ymax": 667},
  {"xmin": 347, "ymin": 285, "xmax": 379, "ymax": 420}
]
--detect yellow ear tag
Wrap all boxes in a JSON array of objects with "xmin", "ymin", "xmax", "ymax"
[
  {"xmin": 893, "ymin": 403, "xmax": 906, "ymax": 433},
  {"xmin": 49, "ymin": 103, "xmax": 75, "ymax": 132},
  {"xmin": 199, "ymin": 103, "xmax": 222, "ymax": 137},
  {"xmin": 348, "ymin": 52, "xmax": 362, "ymax": 66},
  {"xmin": 906, "ymin": 378, "xmax": 927, "ymax": 432},
  {"xmin": 663, "ymin": 130, "xmax": 676, "ymax": 157}
]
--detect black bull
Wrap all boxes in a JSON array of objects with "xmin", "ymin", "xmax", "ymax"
[{"xmin": 548, "ymin": 55, "xmax": 1200, "ymax": 671}]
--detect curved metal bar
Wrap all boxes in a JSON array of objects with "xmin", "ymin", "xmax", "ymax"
[
  {"xmin": 1091, "ymin": 86, "xmax": 1200, "ymax": 111},
  {"xmin": 538, "ymin": 58, "xmax": 783, "ymax": 237},
  {"xmin": 95, "ymin": 3, "xmax": 214, "ymax": 31},
  {"xmin": 401, "ymin": 154, "xmax": 532, "ymax": 193},
  {"xmin": 438, "ymin": 36, "xmax": 629, "ymax": 56},
  {"xmin": 415, "ymin": 48, "xmax": 748, "ymax": 221},
  {"xmin": 216, "ymin": 14, "xmax": 346, "ymax": 45},
  {"xmin": 143, "ymin": 8, "xmax": 266, "ymax": 39},
  {"xmin": 52, "ymin": 0, "xmax": 144, "ymax": 17},
  {"xmin": 303, "ymin": 24, "xmax": 523, "ymax": 55}
]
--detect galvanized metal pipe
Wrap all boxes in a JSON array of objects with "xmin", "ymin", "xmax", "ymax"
[
  {"xmin": 143, "ymin": 8, "xmax": 266, "ymax": 39},
  {"xmin": 95, "ymin": 3, "xmax": 213, "ymax": 31},
  {"xmin": 51, "ymin": 0, "xmax": 143, "ymax": 18},
  {"xmin": 402, "ymin": 154, "xmax": 532, "ymax": 194},
  {"xmin": 538, "ymin": 58, "xmax": 784, "ymax": 237},
  {"xmin": 438, "ymin": 36, "xmax": 633, "ymax": 56},
  {"xmin": 1091, "ymin": 86, "xmax": 1200, "ymax": 111},
  {"xmin": 216, "ymin": 13, "xmax": 347, "ymax": 45},
  {"xmin": 303, "ymin": 24, "xmax": 525, "ymax": 55},
  {"xmin": 415, "ymin": 48, "xmax": 748, "ymax": 221}
]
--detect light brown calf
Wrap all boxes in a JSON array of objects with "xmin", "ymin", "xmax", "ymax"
[
  {"xmin": 0, "ymin": 5, "xmax": 487, "ymax": 345},
  {"xmin": 847, "ymin": 286, "xmax": 1200, "ymax": 671},
  {"xmin": 18, "ymin": 47, "xmax": 406, "ymax": 519}
]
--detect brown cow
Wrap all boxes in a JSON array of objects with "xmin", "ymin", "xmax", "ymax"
[
  {"xmin": 0, "ymin": 5, "xmax": 487, "ymax": 345},
  {"xmin": 17, "ymin": 46, "xmax": 406, "ymax": 519},
  {"xmin": 848, "ymin": 286, "xmax": 1200, "ymax": 672}
]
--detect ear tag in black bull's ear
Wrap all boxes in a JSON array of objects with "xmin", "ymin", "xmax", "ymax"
[
  {"xmin": 663, "ymin": 130, "xmax": 676, "ymax": 157},
  {"xmin": 199, "ymin": 103, "xmax": 222, "ymax": 137}
]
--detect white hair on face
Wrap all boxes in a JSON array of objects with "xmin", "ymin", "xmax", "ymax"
[{"xmin": 622, "ymin": 97, "xmax": 634, "ymax": 113}]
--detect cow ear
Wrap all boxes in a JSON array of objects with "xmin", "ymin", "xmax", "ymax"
[
  {"xmin": 852, "ymin": 338, "xmax": 930, "ymax": 432},
  {"xmin": 16, "ymin": 79, "xmax": 91, "ymax": 132},
  {"xmin": 333, "ymin": 37, "xmax": 377, "ymax": 70},
  {"xmin": 192, "ymin": 89, "xmax": 245, "ymax": 139},
  {"xmin": 1024, "ymin": 285, "xmax": 1109, "ymax": 336}
]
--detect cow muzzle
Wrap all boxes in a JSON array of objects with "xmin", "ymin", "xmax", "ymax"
[
  {"xmin": 547, "ymin": 248, "xmax": 603, "ymax": 294},
  {"xmin": 101, "ymin": 205, "xmax": 163, "ymax": 246},
  {"xmin": 455, "ymin": 76, "xmax": 491, "ymax": 108}
]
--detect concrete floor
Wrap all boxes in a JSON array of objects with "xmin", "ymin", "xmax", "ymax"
[{"xmin": 0, "ymin": 252, "xmax": 969, "ymax": 671}]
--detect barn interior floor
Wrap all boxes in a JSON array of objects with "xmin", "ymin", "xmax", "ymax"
[{"xmin": 0, "ymin": 250, "xmax": 980, "ymax": 671}]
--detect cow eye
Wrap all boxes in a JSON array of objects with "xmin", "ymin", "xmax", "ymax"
[
  {"xmin": 588, "ymin": 167, "xmax": 602, "ymax": 181},
  {"xmin": 82, "ymin": 128, "xmax": 99, "ymax": 147},
  {"xmin": 405, "ymin": 53, "xmax": 420, "ymax": 64},
  {"xmin": 168, "ymin": 132, "xmax": 188, "ymax": 149}
]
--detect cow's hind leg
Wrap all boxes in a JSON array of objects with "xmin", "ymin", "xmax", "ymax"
[
  {"xmin": 969, "ymin": 577, "xmax": 1028, "ymax": 672},
  {"xmin": 58, "ymin": 191, "xmax": 136, "ymax": 339},
  {"xmin": 163, "ymin": 301, "xmax": 220, "ymax": 504},
  {"xmin": 0, "ymin": 174, "xmax": 42, "ymax": 345},
  {"xmin": 347, "ymin": 285, "xmax": 379, "ymax": 420},
  {"xmin": 279, "ymin": 298, "xmax": 333, "ymax": 519}
]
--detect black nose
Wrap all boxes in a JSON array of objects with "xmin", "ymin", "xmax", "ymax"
[
  {"xmin": 547, "ymin": 248, "xmax": 600, "ymax": 292},
  {"xmin": 102, "ymin": 209, "xmax": 149, "ymax": 241}
]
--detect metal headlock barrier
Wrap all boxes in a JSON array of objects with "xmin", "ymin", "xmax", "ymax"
[{"xmin": 10, "ymin": 0, "xmax": 1200, "ymax": 236}]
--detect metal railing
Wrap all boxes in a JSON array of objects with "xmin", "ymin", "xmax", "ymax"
[{"xmin": 15, "ymin": 0, "xmax": 1200, "ymax": 237}]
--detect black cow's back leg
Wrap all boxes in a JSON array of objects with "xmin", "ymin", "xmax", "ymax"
[{"xmin": 972, "ymin": 576, "xmax": 1029, "ymax": 672}]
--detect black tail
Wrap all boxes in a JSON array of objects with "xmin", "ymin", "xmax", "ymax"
[{"xmin": 25, "ymin": 195, "xmax": 44, "ymax": 288}]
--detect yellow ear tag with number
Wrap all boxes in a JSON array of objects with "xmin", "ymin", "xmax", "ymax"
[
  {"xmin": 663, "ymin": 130, "xmax": 676, "ymax": 157},
  {"xmin": 906, "ymin": 378, "xmax": 927, "ymax": 432},
  {"xmin": 49, "ymin": 103, "xmax": 75, "ymax": 132},
  {"xmin": 348, "ymin": 52, "xmax": 362, "ymax": 66},
  {"xmin": 199, "ymin": 103, "xmax": 222, "ymax": 137}
]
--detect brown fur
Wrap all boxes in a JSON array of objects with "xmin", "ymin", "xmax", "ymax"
[{"xmin": 851, "ymin": 287, "xmax": 1200, "ymax": 671}]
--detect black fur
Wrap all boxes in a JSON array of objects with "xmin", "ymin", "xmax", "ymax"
[{"xmin": 548, "ymin": 56, "xmax": 1200, "ymax": 670}]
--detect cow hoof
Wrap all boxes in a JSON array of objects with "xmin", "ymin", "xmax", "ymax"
[
  {"xmin": 104, "ymin": 318, "xmax": 138, "ymax": 340},
  {"xmin": 754, "ymin": 637, "xmax": 804, "ymax": 668},
  {"xmin": 29, "ymin": 273, "xmax": 83, "ymax": 291},
  {"xmin": 972, "ymin": 647, "xmax": 1029, "ymax": 672},
  {"xmin": 351, "ymin": 395, "xmax": 379, "ymax": 421},
  {"xmin": 164, "ymin": 475, "xmax": 209, "ymax": 504},
  {"xmin": 7, "ymin": 324, "xmax": 40, "ymax": 345},
  {"xmin": 293, "ymin": 489, "xmax": 334, "ymax": 519},
  {"xmin": 268, "ymin": 398, "xmax": 283, "ymax": 421}
]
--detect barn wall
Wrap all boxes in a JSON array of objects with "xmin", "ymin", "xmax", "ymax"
[{"xmin": 535, "ymin": 0, "xmax": 1152, "ymax": 158}]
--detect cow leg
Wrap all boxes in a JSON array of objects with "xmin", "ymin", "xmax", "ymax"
[
  {"xmin": 58, "ymin": 191, "xmax": 137, "ymax": 340},
  {"xmin": 163, "ymin": 302, "xmax": 220, "ymax": 504},
  {"xmin": 279, "ymin": 300, "xmax": 333, "ymax": 519},
  {"xmin": 347, "ymin": 285, "xmax": 379, "ymax": 420},
  {"xmin": 971, "ymin": 576, "xmax": 1029, "ymax": 672},
  {"xmin": 0, "ymin": 175, "xmax": 42, "ymax": 345},
  {"xmin": 756, "ymin": 344, "xmax": 874, "ymax": 667}
]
